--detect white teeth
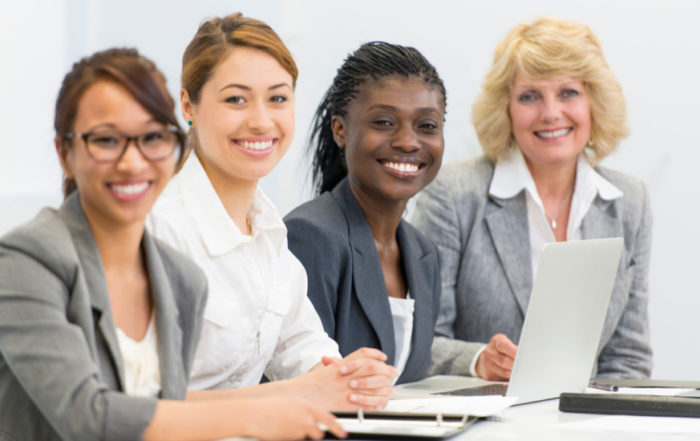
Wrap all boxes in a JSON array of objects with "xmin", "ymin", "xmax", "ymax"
[
  {"xmin": 111, "ymin": 182, "xmax": 149, "ymax": 195},
  {"xmin": 536, "ymin": 128, "xmax": 572, "ymax": 138},
  {"xmin": 238, "ymin": 140, "xmax": 274, "ymax": 151},
  {"xmin": 384, "ymin": 161, "xmax": 419, "ymax": 173}
]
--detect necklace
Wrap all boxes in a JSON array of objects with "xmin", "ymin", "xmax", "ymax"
[{"xmin": 543, "ymin": 191, "xmax": 573, "ymax": 230}]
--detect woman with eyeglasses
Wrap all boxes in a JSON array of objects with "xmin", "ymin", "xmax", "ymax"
[{"xmin": 0, "ymin": 48, "xmax": 345, "ymax": 441}]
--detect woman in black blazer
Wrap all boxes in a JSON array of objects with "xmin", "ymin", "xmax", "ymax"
[{"xmin": 285, "ymin": 42, "xmax": 445, "ymax": 384}]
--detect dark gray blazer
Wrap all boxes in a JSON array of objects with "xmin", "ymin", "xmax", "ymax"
[
  {"xmin": 284, "ymin": 178, "xmax": 441, "ymax": 384},
  {"xmin": 0, "ymin": 193, "xmax": 207, "ymax": 441},
  {"xmin": 412, "ymin": 156, "xmax": 653, "ymax": 378}
]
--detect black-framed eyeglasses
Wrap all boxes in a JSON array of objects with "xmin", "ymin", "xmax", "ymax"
[{"xmin": 63, "ymin": 125, "xmax": 180, "ymax": 162}]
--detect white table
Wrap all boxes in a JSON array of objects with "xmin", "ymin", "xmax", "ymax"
[
  {"xmin": 220, "ymin": 376, "xmax": 700, "ymax": 440},
  {"xmin": 385, "ymin": 376, "xmax": 700, "ymax": 441},
  {"xmin": 450, "ymin": 398, "xmax": 699, "ymax": 441}
]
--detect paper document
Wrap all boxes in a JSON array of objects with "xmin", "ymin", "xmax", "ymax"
[
  {"xmin": 383, "ymin": 395, "xmax": 517, "ymax": 417},
  {"xmin": 337, "ymin": 417, "xmax": 469, "ymax": 438}
]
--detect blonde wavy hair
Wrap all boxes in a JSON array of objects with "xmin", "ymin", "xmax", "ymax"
[{"xmin": 472, "ymin": 17, "xmax": 628, "ymax": 164}]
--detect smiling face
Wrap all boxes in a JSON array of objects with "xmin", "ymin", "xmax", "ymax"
[
  {"xmin": 183, "ymin": 46, "xmax": 295, "ymax": 188},
  {"xmin": 508, "ymin": 72, "xmax": 591, "ymax": 171},
  {"xmin": 333, "ymin": 75, "xmax": 444, "ymax": 204},
  {"xmin": 59, "ymin": 80, "xmax": 176, "ymax": 229}
]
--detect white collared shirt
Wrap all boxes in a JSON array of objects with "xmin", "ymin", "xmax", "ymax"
[
  {"xmin": 147, "ymin": 154, "xmax": 340, "ymax": 390},
  {"xmin": 490, "ymin": 148, "xmax": 623, "ymax": 277}
]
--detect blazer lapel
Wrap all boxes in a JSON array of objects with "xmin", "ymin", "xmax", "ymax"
[
  {"xmin": 333, "ymin": 180, "xmax": 396, "ymax": 364},
  {"xmin": 581, "ymin": 198, "xmax": 623, "ymax": 239},
  {"xmin": 396, "ymin": 222, "xmax": 432, "ymax": 380},
  {"xmin": 142, "ymin": 230, "xmax": 186, "ymax": 399},
  {"xmin": 484, "ymin": 192, "xmax": 533, "ymax": 314},
  {"xmin": 60, "ymin": 194, "xmax": 125, "ymax": 390}
]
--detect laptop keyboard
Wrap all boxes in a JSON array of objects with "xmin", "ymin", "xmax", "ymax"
[{"xmin": 434, "ymin": 383, "xmax": 508, "ymax": 397}]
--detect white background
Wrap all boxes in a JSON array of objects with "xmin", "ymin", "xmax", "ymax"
[{"xmin": 1, "ymin": 0, "xmax": 698, "ymax": 379}]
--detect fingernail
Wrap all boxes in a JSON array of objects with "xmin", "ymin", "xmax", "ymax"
[
  {"xmin": 350, "ymin": 380, "xmax": 358, "ymax": 388},
  {"xmin": 349, "ymin": 394, "xmax": 358, "ymax": 402},
  {"xmin": 339, "ymin": 365, "xmax": 348, "ymax": 374}
]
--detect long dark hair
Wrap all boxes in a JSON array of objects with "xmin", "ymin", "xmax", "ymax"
[
  {"xmin": 54, "ymin": 48, "xmax": 186, "ymax": 198},
  {"xmin": 309, "ymin": 41, "xmax": 446, "ymax": 194}
]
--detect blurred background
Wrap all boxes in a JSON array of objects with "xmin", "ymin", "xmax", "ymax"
[{"xmin": 1, "ymin": 0, "xmax": 698, "ymax": 379}]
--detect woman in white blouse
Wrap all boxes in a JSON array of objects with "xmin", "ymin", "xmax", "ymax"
[
  {"xmin": 412, "ymin": 17, "xmax": 652, "ymax": 380},
  {"xmin": 148, "ymin": 13, "xmax": 396, "ymax": 410}
]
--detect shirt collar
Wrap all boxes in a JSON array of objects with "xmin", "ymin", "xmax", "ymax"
[
  {"xmin": 489, "ymin": 147, "xmax": 541, "ymax": 204},
  {"xmin": 576, "ymin": 154, "xmax": 624, "ymax": 201},
  {"xmin": 175, "ymin": 154, "xmax": 287, "ymax": 257},
  {"xmin": 489, "ymin": 148, "xmax": 623, "ymax": 203}
]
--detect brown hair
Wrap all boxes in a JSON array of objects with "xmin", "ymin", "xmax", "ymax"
[
  {"xmin": 472, "ymin": 17, "xmax": 628, "ymax": 164},
  {"xmin": 54, "ymin": 48, "xmax": 187, "ymax": 197},
  {"xmin": 181, "ymin": 12, "xmax": 298, "ymax": 154}
]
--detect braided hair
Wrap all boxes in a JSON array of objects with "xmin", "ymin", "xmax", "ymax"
[{"xmin": 309, "ymin": 41, "xmax": 446, "ymax": 194}]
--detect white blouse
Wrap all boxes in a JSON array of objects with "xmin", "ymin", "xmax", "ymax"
[
  {"xmin": 387, "ymin": 294, "xmax": 414, "ymax": 383},
  {"xmin": 489, "ymin": 148, "xmax": 623, "ymax": 277},
  {"xmin": 115, "ymin": 314, "xmax": 161, "ymax": 397},
  {"xmin": 147, "ymin": 154, "xmax": 340, "ymax": 390}
]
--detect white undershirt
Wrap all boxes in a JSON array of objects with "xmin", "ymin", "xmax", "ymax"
[
  {"xmin": 388, "ymin": 293, "xmax": 414, "ymax": 382},
  {"xmin": 115, "ymin": 314, "xmax": 161, "ymax": 397}
]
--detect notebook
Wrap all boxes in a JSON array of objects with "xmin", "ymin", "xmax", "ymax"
[
  {"xmin": 438, "ymin": 237, "xmax": 624, "ymax": 404},
  {"xmin": 559, "ymin": 392, "xmax": 700, "ymax": 418}
]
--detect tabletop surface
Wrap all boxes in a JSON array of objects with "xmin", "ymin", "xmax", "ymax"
[
  {"xmin": 353, "ymin": 376, "xmax": 700, "ymax": 441},
  {"xmin": 219, "ymin": 376, "xmax": 700, "ymax": 441}
]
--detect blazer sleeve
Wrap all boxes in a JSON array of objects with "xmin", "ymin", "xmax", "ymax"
[
  {"xmin": 596, "ymin": 183, "xmax": 653, "ymax": 378},
  {"xmin": 412, "ymin": 175, "xmax": 485, "ymax": 376},
  {"xmin": 0, "ymin": 246, "xmax": 156, "ymax": 441},
  {"xmin": 411, "ymin": 173, "xmax": 462, "ymax": 339},
  {"xmin": 285, "ymin": 215, "xmax": 349, "ymax": 340}
]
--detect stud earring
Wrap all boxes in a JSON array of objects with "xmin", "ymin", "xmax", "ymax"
[
  {"xmin": 586, "ymin": 139, "xmax": 594, "ymax": 148},
  {"xmin": 187, "ymin": 120, "xmax": 193, "ymax": 127}
]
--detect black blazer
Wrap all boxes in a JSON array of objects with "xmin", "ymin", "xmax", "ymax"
[{"xmin": 285, "ymin": 178, "xmax": 441, "ymax": 383}]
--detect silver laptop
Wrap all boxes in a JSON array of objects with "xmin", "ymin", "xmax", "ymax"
[{"xmin": 433, "ymin": 237, "xmax": 624, "ymax": 404}]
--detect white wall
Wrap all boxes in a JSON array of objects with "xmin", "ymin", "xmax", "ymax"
[{"xmin": 1, "ymin": 0, "xmax": 698, "ymax": 379}]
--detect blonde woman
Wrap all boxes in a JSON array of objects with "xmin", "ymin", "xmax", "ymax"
[{"xmin": 413, "ymin": 17, "xmax": 652, "ymax": 381}]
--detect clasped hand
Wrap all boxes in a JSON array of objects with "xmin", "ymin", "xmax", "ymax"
[{"xmin": 290, "ymin": 347, "xmax": 397, "ymax": 411}]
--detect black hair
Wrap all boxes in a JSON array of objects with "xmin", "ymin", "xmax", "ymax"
[{"xmin": 308, "ymin": 41, "xmax": 446, "ymax": 194}]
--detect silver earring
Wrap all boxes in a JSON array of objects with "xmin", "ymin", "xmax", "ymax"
[{"xmin": 586, "ymin": 139, "xmax": 594, "ymax": 148}]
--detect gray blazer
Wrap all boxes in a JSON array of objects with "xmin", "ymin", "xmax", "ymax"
[
  {"xmin": 284, "ymin": 178, "xmax": 441, "ymax": 383},
  {"xmin": 0, "ymin": 193, "xmax": 207, "ymax": 441},
  {"xmin": 411, "ymin": 156, "xmax": 653, "ymax": 378}
]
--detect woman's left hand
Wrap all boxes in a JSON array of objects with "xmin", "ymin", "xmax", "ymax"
[{"xmin": 293, "ymin": 347, "xmax": 397, "ymax": 411}]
